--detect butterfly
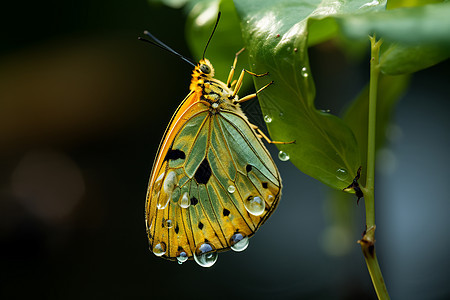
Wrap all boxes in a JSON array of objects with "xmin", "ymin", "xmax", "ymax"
[{"xmin": 142, "ymin": 13, "xmax": 290, "ymax": 267}]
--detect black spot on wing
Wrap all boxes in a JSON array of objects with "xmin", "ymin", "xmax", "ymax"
[
  {"xmin": 246, "ymin": 165, "xmax": 253, "ymax": 172},
  {"xmin": 198, "ymin": 222, "xmax": 204, "ymax": 230},
  {"xmin": 223, "ymin": 208, "xmax": 230, "ymax": 217},
  {"xmin": 262, "ymin": 182, "xmax": 268, "ymax": 189},
  {"xmin": 164, "ymin": 149, "xmax": 186, "ymax": 161},
  {"xmin": 194, "ymin": 158, "xmax": 212, "ymax": 184},
  {"xmin": 190, "ymin": 197, "xmax": 199, "ymax": 206}
]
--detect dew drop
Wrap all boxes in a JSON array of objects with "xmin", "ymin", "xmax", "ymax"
[
  {"xmin": 336, "ymin": 168, "xmax": 349, "ymax": 181},
  {"xmin": 278, "ymin": 151, "xmax": 290, "ymax": 161},
  {"xmin": 156, "ymin": 198, "xmax": 170, "ymax": 210},
  {"xmin": 165, "ymin": 219, "xmax": 173, "ymax": 228},
  {"xmin": 267, "ymin": 194, "xmax": 275, "ymax": 202},
  {"xmin": 300, "ymin": 67, "xmax": 309, "ymax": 78},
  {"xmin": 152, "ymin": 242, "xmax": 166, "ymax": 257},
  {"xmin": 163, "ymin": 171, "xmax": 177, "ymax": 194},
  {"xmin": 193, "ymin": 243, "xmax": 218, "ymax": 267},
  {"xmin": 278, "ymin": 112, "xmax": 285, "ymax": 119},
  {"xmin": 176, "ymin": 250, "xmax": 188, "ymax": 265},
  {"xmin": 244, "ymin": 196, "xmax": 265, "ymax": 216},
  {"xmin": 155, "ymin": 172, "xmax": 165, "ymax": 182},
  {"xmin": 179, "ymin": 192, "xmax": 190, "ymax": 208},
  {"xmin": 230, "ymin": 232, "xmax": 249, "ymax": 252},
  {"xmin": 212, "ymin": 102, "xmax": 219, "ymax": 109},
  {"xmin": 227, "ymin": 185, "xmax": 236, "ymax": 193},
  {"xmin": 264, "ymin": 115, "xmax": 273, "ymax": 123}
]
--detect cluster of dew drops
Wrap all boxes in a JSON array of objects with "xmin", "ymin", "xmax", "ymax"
[
  {"xmin": 151, "ymin": 169, "xmax": 270, "ymax": 267},
  {"xmin": 153, "ymin": 232, "xmax": 250, "ymax": 268}
]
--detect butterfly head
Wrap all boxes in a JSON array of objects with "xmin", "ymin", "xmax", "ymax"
[{"xmin": 196, "ymin": 59, "xmax": 215, "ymax": 78}]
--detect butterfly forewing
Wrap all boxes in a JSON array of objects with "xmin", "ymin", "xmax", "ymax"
[{"xmin": 145, "ymin": 58, "xmax": 282, "ymax": 263}]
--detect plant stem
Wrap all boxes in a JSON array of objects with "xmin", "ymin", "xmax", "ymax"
[{"xmin": 359, "ymin": 36, "xmax": 391, "ymax": 300}]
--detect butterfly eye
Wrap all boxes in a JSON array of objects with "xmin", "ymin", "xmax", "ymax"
[{"xmin": 200, "ymin": 64, "xmax": 211, "ymax": 74}]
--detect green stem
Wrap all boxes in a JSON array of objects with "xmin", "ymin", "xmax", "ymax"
[{"xmin": 360, "ymin": 36, "xmax": 391, "ymax": 300}]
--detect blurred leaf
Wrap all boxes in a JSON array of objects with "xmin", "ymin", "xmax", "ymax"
[
  {"xmin": 233, "ymin": 0, "xmax": 387, "ymax": 190},
  {"xmin": 342, "ymin": 74, "xmax": 410, "ymax": 185},
  {"xmin": 185, "ymin": 0, "xmax": 249, "ymax": 82},
  {"xmin": 380, "ymin": 43, "xmax": 449, "ymax": 74},
  {"xmin": 387, "ymin": 0, "xmax": 444, "ymax": 10},
  {"xmin": 335, "ymin": 1, "xmax": 450, "ymax": 74},
  {"xmin": 148, "ymin": 0, "xmax": 190, "ymax": 9},
  {"xmin": 149, "ymin": 0, "xmax": 252, "ymax": 91},
  {"xmin": 333, "ymin": 1, "xmax": 450, "ymax": 48},
  {"xmin": 307, "ymin": 0, "xmax": 387, "ymax": 46}
]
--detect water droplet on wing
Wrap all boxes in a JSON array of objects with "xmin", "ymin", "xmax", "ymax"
[
  {"xmin": 193, "ymin": 243, "xmax": 218, "ymax": 267},
  {"xmin": 152, "ymin": 242, "xmax": 166, "ymax": 257},
  {"xmin": 244, "ymin": 196, "xmax": 265, "ymax": 216},
  {"xmin": 179, "ymin": 192, "xmax": 190, "ymax": 208},
  {"xmin": 227, "ymin": 185, "xmax": 236, "ymax": 193},
  {"xmin": 177, "ymin": 250, "xmax": 188, "ymax": 265},
  {"xmin": 230, "ymin": 233, "xmax": 249, "ymax": 252}
]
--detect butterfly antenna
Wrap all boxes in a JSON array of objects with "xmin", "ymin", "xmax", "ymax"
[
  {"xmin": 202, "ymin": 12, "xmax": 221, "ymax": 60},
  {"xmin": 138, "ymin": 31, "xmax": 196, "ymax": 67}
]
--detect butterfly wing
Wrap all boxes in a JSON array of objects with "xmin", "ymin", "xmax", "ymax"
[{"xmin": 146, "ymin": 96, "xmax": 281, "ymax": 261}]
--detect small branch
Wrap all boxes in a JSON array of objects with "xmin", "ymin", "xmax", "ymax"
[{"xmin": 360, "ymin": 36, "xmax": 391, "ymax": 300}]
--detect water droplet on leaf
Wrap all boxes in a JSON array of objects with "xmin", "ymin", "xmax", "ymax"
[
  {"xmin": 278, "ymin": 151, "xmax": 290, "ymax": 161},
  {"xmin": 264, "ymin": 115, "xmax": 273, "ymax": 123},
  {"xmin": 336, "ymin": 168, "xmax": 349, "ymax": 181},
  {"xmin": 301, "ymin": 67, "xmax": 309, "ymax": 78}
]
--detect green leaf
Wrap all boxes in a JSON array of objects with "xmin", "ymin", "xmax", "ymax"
[
  {"xmin": 233, "ymin": 0, "xmax": 387, "ymax": 190},
  {"xmin": 342, "ymin": 74, "xmax": 410, "ymax": 185}
]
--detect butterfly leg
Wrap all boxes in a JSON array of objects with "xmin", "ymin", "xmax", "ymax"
[
  {"xmin": 233, "ymin": 81, "xmax": 273, "ymax": 104},
  {"xmin": 250, "ymin": 124, "xmax": 296, "ymax": 144},
  {"xmin": 227, "ymin": 48, "xmax": 269, "ymax": 91},
  {"xmin": 226, "ymin": 48, "xmax": 245, "ymax": 87}
]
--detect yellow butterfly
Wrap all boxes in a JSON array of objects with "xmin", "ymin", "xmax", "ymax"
[{"xmin": 142, "ymin": 13, "xmax": 289, "ymax": 267}]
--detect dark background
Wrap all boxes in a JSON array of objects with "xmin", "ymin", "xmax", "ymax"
[{"xmin": 1, "ymin": 1, "xmax": 449, "ymax": 299}]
